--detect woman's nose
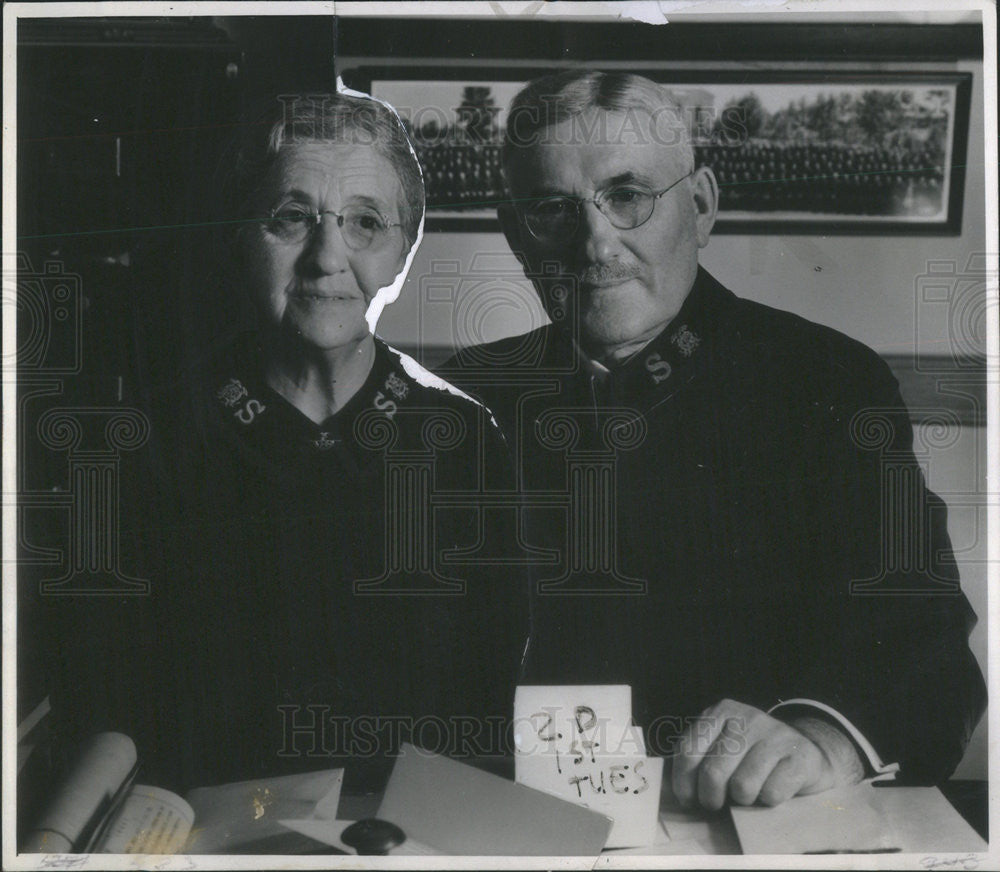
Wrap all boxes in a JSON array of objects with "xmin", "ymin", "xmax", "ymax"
[{"xmin": 301, "ymin": 213, "xmax": 349, "ymax": 275}]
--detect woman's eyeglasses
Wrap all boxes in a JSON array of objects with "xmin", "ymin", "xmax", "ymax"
[{"xmin": 264, "ymin": 205, "xmax": 401, "ymax": 251}]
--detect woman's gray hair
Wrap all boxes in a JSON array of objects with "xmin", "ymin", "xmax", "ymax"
[
  {"xmin": 225, "ymin": 92, "xmax": 424, "ymax": 243},
  {"xmin": 502, "ymin": 70, "xmax": 693, "ymax": 181}
]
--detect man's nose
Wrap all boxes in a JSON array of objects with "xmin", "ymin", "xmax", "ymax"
[
  {"xmin": 578, "ymin": 201, "xmax": 622, "ymax": 263},
  {"xmin": 302, "ymin": 214, "xmax": 349, "ymax": 275}
]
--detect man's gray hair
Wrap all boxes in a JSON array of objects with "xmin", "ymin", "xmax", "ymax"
[
  {"xmin": 225, "ymin": 92, "xmax": 424, "ymax": 243},
  {"xmin": 502, "ymin": 70, "xmax": 693, "ymax": 181}
]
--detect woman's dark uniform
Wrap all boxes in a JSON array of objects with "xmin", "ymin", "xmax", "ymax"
[{"xmin": 43, "ymin": 335, "xmax": 527, "ymax": 794}]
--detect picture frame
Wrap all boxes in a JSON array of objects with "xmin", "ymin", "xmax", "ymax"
[{"xmin": 344, "ymin": 67, "xmax": 972, "ymax": 236}]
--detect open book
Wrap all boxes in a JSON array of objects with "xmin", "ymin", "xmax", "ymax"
[{"xmin": 23, "ymin": 732, "xmax": 346, "ymax": 854}]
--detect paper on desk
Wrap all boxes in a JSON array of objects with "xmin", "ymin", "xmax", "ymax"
[
  {"xmin": 311, "ymin": 772, "xmax": 344, "ymax": 820},
  {"xmin": 376, "ymin": 743, "xmax": 613, "ymax": 855},
  {"xmin": 513, "ymin": 685, "xmax": 636, "ymax": 757},
  {"xmin": 869, "ymin": 786, "xmax": 987, "ymax": 853},
  {"xmin": 730, "ymin": 782, "xmax": 895, "ymax": 854},
  {"xmin": 277, "ymin": 818, "xmax": 438, "ymax": 855},
  {"xmin": 514, "ymin": 685, "xmax": 661, "ymax": 848},
  {"xmin": 183, "ymin": 768, "xmax": 343, "ymax": 853},
  {"xmin": 517, "ymin": 750, "xmax": 663, "ymax": 848},
  {"xmin": 602, "ymin": 814, "xmax": 675, "ymax": 856},
  {"xmin": 276, "ymin": 818, "xmax": 354, "ymax": 853},
  {"xmin": 99, "ymin": 785, "xmax": 194, "ymax": 854}
]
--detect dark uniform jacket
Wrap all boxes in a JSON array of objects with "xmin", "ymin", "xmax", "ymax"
[
  {"xmin": 438, "ymin": 266, "xmax": 986, "ymax": 784},
  {"xmin": 42, "ymin": 335, "xmax": 527, "ymax": 793}
]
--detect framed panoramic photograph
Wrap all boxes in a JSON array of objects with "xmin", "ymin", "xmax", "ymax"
[{"xmin": 347, "ymin": 68, "xmax": 972, "ymax": 235}]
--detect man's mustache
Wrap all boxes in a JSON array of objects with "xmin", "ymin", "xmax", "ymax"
[{"xmin": 576, "ymin": 262, "xmax": 642, "ymax": 287}]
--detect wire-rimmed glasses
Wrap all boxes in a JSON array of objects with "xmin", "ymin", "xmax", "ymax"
[
  {"xmin": 520, "ymin": 170, "xmax": 695, "ymax": 244},
  {"xmin": 264, "ymin": 204, "xmax": 402, "ymax": 251}
]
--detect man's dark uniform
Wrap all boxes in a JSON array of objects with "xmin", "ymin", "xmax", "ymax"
[
  {"xmin": 439, "ymin": 267, "xmax": 985, "ymax": 784},
  {"xmin": 41, "ymin": 336, "xmax": 526, "ymax": 793}
]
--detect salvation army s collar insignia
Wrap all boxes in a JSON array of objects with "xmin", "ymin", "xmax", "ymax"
[
  {"xmin": 370, "ymin": 369, "xmax": 412, "ymax": 420},
  {"xmin": 385, "ymin": 371, "xmax": 409, "ymax": 401},
  {"xmin": 216, "ymin": 378, "xmax": 248, "ymax": 408},
  {"xmin": 638, "ymin": 325, "xmax": 701, "ymax": 390},
  {"xmin": 636, "ymin": 323, "xmax": 702, "ymax": 394},
  {"xmin": 215, "ymin": 376, "xmax": 267, "ymax": 425},
  {"xmin": 626, "ymin": 269, "xmax": 726, "ymax": 400},
  {"xmin": 643, "ymin": 353, "xmax": 672, "ymax": 385},
  {"xmin": 670, "ymin": 324, "xmax": 701, "ymax": 358}
]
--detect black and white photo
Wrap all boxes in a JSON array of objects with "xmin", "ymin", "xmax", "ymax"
[{"xmin": 3, "ymin": 2, "xmax": 996, "ymax": 868}]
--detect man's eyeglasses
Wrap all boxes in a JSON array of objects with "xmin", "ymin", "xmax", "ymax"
[
  {"xmin": 264, "ymin": 205, "xmax": 402, "ymax": 251},
  {"xmin": 519, "ymin": 170, "xmax": 695, "ymax": 244}
]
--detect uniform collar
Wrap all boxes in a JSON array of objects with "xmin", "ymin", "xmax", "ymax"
[
  {"xmin": 211, "ymin": 335, "xmax": 416, "ymax": 456},
  {"xmin": 575, "ymin": 266, "xmax": 735, "ymax": 409},
  {"xmin": 576, "ymin": 346, "xmax": 612, "ymax": 386}
]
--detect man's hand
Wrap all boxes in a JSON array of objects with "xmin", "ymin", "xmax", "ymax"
[{"xmin": 671, "ymin": 699, "xmax": 865, "ymax": 811}]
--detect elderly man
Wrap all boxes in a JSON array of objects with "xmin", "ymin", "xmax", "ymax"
[{"xmin": 439, "ymin": 70, "xmax": 985, "ymax": 811}]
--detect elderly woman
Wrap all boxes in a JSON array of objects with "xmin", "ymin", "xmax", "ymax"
[
  {"xmin": 42, "ymin": 92, "xmax": 526, "ymax": 797},
  {"xmin": 222, "ymin": 91, "xmax": 425, "ymax": 424}
]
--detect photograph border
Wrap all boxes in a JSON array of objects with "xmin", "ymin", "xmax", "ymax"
[{"xmin": 4, "ymin": 2, "xmax": 997, "ymax": 870}]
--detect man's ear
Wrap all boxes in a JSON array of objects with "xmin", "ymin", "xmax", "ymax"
[
  {"xmin": 690, "ymin": 165, "xmax": 719, "ymax": 248},
  {"xmin": 497, "ymin": 200, "xmax": 529, "ymax": 271}
]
